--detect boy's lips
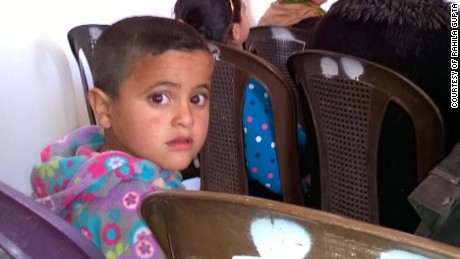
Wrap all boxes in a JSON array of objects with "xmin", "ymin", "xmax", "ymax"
[{"xmin": 166, "ymin": 136, "xmax": 193, "ymax": 150}]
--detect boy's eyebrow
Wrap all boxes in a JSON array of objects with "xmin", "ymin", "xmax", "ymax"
[
  {"xmin": 196, "ymin": 83, "xmax": 211, "ymax": 90},
  {"xmin": 148, "ymin": 81, "xmax": 179, "ymax": 89},
  {"xmin": 142, "ymin": 81, "xmax": 211, "ymax": 93},
  {"xmin": 140, "ymin": 81, "xmax": 179, "ymax": 94}
]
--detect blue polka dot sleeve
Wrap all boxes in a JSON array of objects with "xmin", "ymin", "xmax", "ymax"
[{"xmin": 242, "ymin": 78, "xmax": 306, "ymax": 195}]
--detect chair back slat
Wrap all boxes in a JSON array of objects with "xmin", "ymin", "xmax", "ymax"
[
  {"xmin": 288, "ymin": 50, "xmax": 444, "ymax": 224},
  {"xmin": 201, "ymin": 42, "xmax": 304, "ymax": 205},
  {"xmin": 0, "ymin": 181, "xmax": 104, "ymax": 258},
  {"xmin": 141, "ymin": 190, "xmax": 460, "ymax": 259},
  {"xmin": 67, "ymin": 24, "xmax": 109, "ymax": 125}
]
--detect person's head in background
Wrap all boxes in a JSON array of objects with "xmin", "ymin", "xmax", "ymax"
[
  {"xmin": 89, "ymin": 16, "xmax": 213, "ymax": 171},
  {"xmin": 174, "ymin": 0, "xmax": 250, "ymax": 48}
]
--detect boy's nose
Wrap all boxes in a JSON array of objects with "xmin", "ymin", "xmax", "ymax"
[{"xmin": 173, "ymin": 103, "xmax": 194, "ymax": 128}]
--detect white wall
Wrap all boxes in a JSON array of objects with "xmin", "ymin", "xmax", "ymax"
[
  {"xmin": 0, "ymin": 0, "xmax": 179, "ymax": 195},
  {"xmin": 0, "ymin": 0, "xmax": 334, "ymax": 195}
]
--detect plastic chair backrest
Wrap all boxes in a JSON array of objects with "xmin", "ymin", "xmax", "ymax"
[
  {"xmin": 200, "ymin": 42, "xmax": 303, "ymax": 205},
  {"xmin": 141, "ymin": 190, "xmax": 460, "ymax": 259},
  {"xmin": 244, "ymin": 26, "xmax": 310, "ymax": 53},
  {"xmin": 250, "ymin": 37, "xmax": 305, "ymax": 86},
  {"xmin": 245, "ymin": 26, "xmax": 310, "ymax": 125},
  {"xmin": 67, "ymin": 24, "xmax": 109, "ymax": 125},
  {"xmin": 287, "ymin": 50, "xmax": 444, "ymax": 224},
  {"xmin": 0, "ymin": 181, "xmax": 104, "ymax": 259}
]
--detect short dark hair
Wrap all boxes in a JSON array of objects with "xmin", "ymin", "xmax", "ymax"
[
  {"xmin": 93, "ymin": 16, "xmax": 210, "ymax": 98},
  {"xmin": 173, "ymin": 0, "xmax": 242, "ymax": 43}
]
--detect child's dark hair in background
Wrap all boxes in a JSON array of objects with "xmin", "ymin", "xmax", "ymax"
[{"xmin": 174, "ymin": 0, "xmax": 242, "ymax": 43}]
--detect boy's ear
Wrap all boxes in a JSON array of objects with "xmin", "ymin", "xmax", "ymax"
[{"xmin": 88, "ymin": 88, "xmax": 112, "ymax": 128}]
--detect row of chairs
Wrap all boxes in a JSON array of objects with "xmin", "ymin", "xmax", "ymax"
[
  {"xmin": 0, "ymin": 24, "xmax": 449, "ymax": 259},
  {"xmin": 242, "ymin": 26, "xmax": 444, "ymax": 228},
  {"xmin": 2, "ymin": 179, "xmax": 459, "ymax": 258},
  {"xmin": 67, "ymin": 25, "xmax": 444, "ymax": 231}
]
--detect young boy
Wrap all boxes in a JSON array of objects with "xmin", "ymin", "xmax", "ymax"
[{"xmin": 31, "ymin": 16, "xmax": 213, "ymax": 258}]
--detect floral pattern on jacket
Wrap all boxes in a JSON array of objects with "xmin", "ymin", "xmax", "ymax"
[{"xmin": 31, "ymin": 126, "xmax": 183, "ymax": 259}]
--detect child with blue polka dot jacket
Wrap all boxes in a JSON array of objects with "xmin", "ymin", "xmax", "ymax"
[
  {"xmin": 174, "ymin": 0, "xmax": 307, "ymax": 199},
  {"xmin": 30, "ymin": 16, "xmax": 214, "ymax": 258}
]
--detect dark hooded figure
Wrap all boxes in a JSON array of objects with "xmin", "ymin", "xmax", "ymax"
[{"xmin": 308, "ymin": 0, "xmax": 458, "ymax": 234}]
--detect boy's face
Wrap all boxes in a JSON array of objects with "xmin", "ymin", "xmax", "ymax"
[{"xmin": 103, "ymin": 50, "xmax": 213, "ymax": 170}]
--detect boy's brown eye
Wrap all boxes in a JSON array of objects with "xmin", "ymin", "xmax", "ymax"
[
  {"xmin": 150, "ymin": 93, "xmax": 170, "ymax": 104},
  {"xmin": 190, "ymin": 94, "xmax": 208, "ymax": 106}
]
